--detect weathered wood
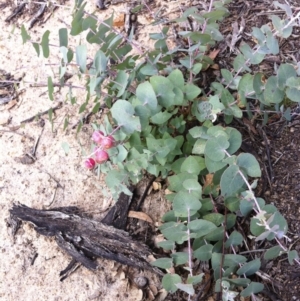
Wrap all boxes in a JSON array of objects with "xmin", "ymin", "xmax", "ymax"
[{"xmin": 9, "ymin": 199, "xmax": 163, "ymax": 279}]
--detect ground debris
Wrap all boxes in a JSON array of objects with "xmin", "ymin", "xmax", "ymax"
[{"xmin": 9, "ymin": 201, "xmax": 164, "ymax": 279}]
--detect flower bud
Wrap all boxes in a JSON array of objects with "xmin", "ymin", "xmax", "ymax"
[
  {"xmin": 84, "ymin": 158, "xmax": 96, "ymax": 169},
  {"xmin": 94, "ymin": 149, "xmax": 109, "ymax": 164},
  {"xmin": 101, "ymin": 135, "xmax": 115, "ymax": 149},
  {"xmin": 92, "ymin": 130, "xmax": 105, "ymax": 145}
]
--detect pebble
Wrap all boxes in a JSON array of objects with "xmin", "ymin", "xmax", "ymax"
[{"xmin": 134, "ymin": 276, "xmax": 148, "ymax": 289}]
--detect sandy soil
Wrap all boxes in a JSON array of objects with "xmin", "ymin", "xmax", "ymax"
[{"xmin": 0, "ymin": 2, "xmax": 172, "ymax": 300}]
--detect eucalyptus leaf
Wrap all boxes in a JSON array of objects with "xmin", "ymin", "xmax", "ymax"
[
  {"xmin": 224, "ymin": 254, "xmax": 247, "ymax": 267},
  {"xmin": 136, "ymin": 81, "xmax": 158, "ymax": 111},
  {"xmin": 173, "ymin": 190, "xmax": 201, "ymax": 217},
  {"xmin": 59, "ymin": 28, "xmax": 68, "ymax": 47},
  {"xmin": 240, "ymin": 282, "xmax": 264, "ymax": 297},
  {"xmin": 182, "ymin": 179, "xmax": 202, "ymax": 198},
  {"xmin": 150, "ymin": 76, "xmax": 175, "ymax": 108},
  {"xmin": 176, "ymin": 283, "xmax": 195, "ymax": 295},
  {"xmin": 277, "ymin": 64, "xmax": 297, "ymax": 90},
  {"xmin": 21, "ymin": 25, "xmax": 31, "ymax": 44},
  {"xmin": 41, "ymin": 30, "xmax": 50, "ymax": 58},
  {"xmin": 162, "ymin": 274, "xmax": 181, "ymax": 293},
  {"xmin": 237, "ymin": 259, "xmax": 261, "ymax": 276},
  {"xmin": 194, "ymin": 244, "xmax": 213, "ymax": 261},
  {"xmin": 263, "ymin": 76, "xmax": 285, "ymax": 104},
  {"xmin": 225, "ymin": 230, "xmax": 243, "ymax": 247},
  {"xmin": 288, "ymin": 250, "xmax": 299, "ymax": 265},
  {"xmin": 187, "ymin": 274, "xmax": 204, "ymax": 285},
  {"xmin": 204, "ymin": 136, "xmax": 229, "ymax": 162},
  {"xmin": 151, "ymin": 258, "xmax": 173, "ymax": 269},
  {"xmin": 111, "ymin": 100, "xmax": 141, "ymax": 134},
  {"xmin": 184, "ymin": 83, "xmax": 201, "ymax": 100},
  {"xmin": 237, "ymin": 153, "xmax": 261, "ymax": 177},
  {"xmin": 188, "ymin": 219, "xmax": 217, "ymax": 236},
  {"xmin": 220, "ymin": 165, "xmax": 245, "ymax": 197},
  {"xmin": 47, "ymin": 76, "xmax": 54, "ymax": 101},
  {"xmin": 180, "ymin": 156, "xmax": 202, "ymax": 175},
  {"xmin": 171, "ymin": 252, "xmax": 189, "ymax": 265},
  {"xmin": 168, "ymin": 69, "xmax": 184, "ymax": 90},
  {"xmin": 76, "ymin": 44, "xmax": 87, "ymax": 73},
  {"xmin": 264, "ymin": 246, "xmax": 283, "ymax": 260},
  {"xmin": 158, "ymin": 240, "xmax": 175, "ymax": 251}
]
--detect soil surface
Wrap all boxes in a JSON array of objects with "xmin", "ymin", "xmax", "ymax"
[{"xmin": 1, "ymin": 0, "xmax": 300, "ymax": 301}]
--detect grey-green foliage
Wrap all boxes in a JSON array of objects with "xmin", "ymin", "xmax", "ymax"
[{"xmin": 20, "ymin": 0, "xmax": 300, "ymax": 298}]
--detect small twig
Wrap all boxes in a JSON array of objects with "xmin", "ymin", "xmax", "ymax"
[
  {"xmin": 28, "ymin": 3, "xmax": 46, "ymax": 29},
  {"xmin": 40, "ymin": 168, "xmax": 64, "ymax": 189},
  {"xmin": 5, "ymin": 3, "xmax": 26, "ymax": 22},
  {"xmin": 0, "ymin": 129, "xmax": 34, "ymax": 141},
  {"xmin": 187, "ymin": 209, "xmax": 193, "ymax": 277},
  {"xmin": 71, "ymin": 103, "xmax": 108, "ymax": 130},
  {"xmin": 195, "ymin": 275, "xmax": 212, "ymax": 301},
  {"xmin": 257, "ymin": 125, "xmax": 274, "ymax": 181},
  {"xmin": 20, "ymin": 102, "xmax": 63, "ymax": 124},
  {"xmin": 273, "ymin": 152, "xmax": 284, "ymax": 167},
  {"xmin": 47, "ymin": 185, "xmax": 59, "ymax": 207},
  {"xmin": 29, "ymin": 82, "xmax": 85, "ymax": 90},
  {"xmin": 39, "ymin": 168, "xmax": 64, "ymax": 207},
  {"xmin": 31, "ymin": 127, "xmax": 44, "ymax": 158},
  {"xmin": 135, "ymin": 176, "xmax": 156, "ymax": 211},
  {"xmin": 238, "ymin": 249, "xmax": 266, "ymax": 255}
]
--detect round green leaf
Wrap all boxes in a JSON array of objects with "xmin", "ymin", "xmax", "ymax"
[
  {"xmin": 203, "ymin": 213, "xmax": 224, "ymax": 226},
  {"xmin": 237, "ymin": 153, "xmax": 261, "ymax": 177},
  {"xmin": 224, "ymin": 254, "xmax": 247, "ymax": 267},
  {"xmin": 277, "ymin": 63, "xmax": 297, "ymax": 90},
  {"xmin": 286, "ymin": 87, "xmax": 300, "ymax": 103},
  {"xmin": 111, "ymin": 100, "xmax": 141, "ymax": 134},
  {"xmin": 162, "ymin": 274, "xmax": 181, "ymax": 293},
  {"xmin": 227, "ymin": 277, "xmax": 250, "ymax": 287},
  {"xmin": 225, "ymin": 197, "xmax": 240, "ymax": 212},
  {"xmin": 194, "ymin": 244, "xmax": 213, "ymax": 261},
  {"xmin": 253, "ymin": 72, "xmax": 265, "ymax": 95},
  {"xmin": 205, "ymin": 156, "xmax": 227, "ymax": 173},
  {"xmin": 151, "ymin": 258, "xmax": 172, "ymax": 269},
  {"xmin": 136, "ymin": 81, "xmax": 158, "ymax": 111},
  {"xmin": 188, "ymin": 219, "xmax": 216, "ymax": 236},
  {"xmin": 237, "ymin": 259, "xmax": 261, "ymax": 276},
  {"xmin": 173, "ymin": 191, "xmax": 201, "ymax": 217},
  {"xmin": 180, "ymin": 156, "xmax": 202, "ymax": 175},
  {"xmin": 263, "ymin": 76, "xmax": 285, "ymax": 104},
  {"xmin": 182, "ymin": 179, "xmax": 202, "ymax": 198},
  {"xmin": 225, "ymin": 127, "xmax": 242, "ymax": 154},
  {"xmin": 184, "ymin": 83, "xmax": 201, "ymax": 100},
  {"xmin": 220, "ymin": 165, "xmax": 245, "ymax": 197},
  {"xmin": 264, "ymin": 246, "xmax": 283, "ymax": 260},
  {"xmin": 176, "ymin": 283, "xmax": 194, "ymax": 295},
  {"xmin": 168, "ymin": 69, "xmax": 184, "ymax": 90},
  {"xmin": 240, "ymin": 282, "xmax": 264, "ymax": 297},
  {"xmin": 187, "ymin": 274, "xmax": 204, "ymax": 285},
  {"xmin": 150, "ymin": 76, "xmax": 175, "ymax": 108},
  {"xmin": 205, "ymin": 136, "xmax": 229, "ymax": 162},
  {"xmin": 171, "ymin": 252, "xmax": 189, "ymax": 266},
  {"xmin": 204, "ymin": 227, "xmax": 224, "ymax": 241},
  {"xmin": 288, "ymin": 250, "xmax": 299, "ymax": 265},
  {"xmin": 150, "ymin": 111, "xmax": 172, "ymax": 124},
  {"xmin": 225, "ymin": 230, "xmax": 243, "ymax": 247}
]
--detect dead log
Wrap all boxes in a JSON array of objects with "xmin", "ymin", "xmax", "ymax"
[{"xmin": 9, "ymin": 190, "xmax": 163, "ymax": 280}]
